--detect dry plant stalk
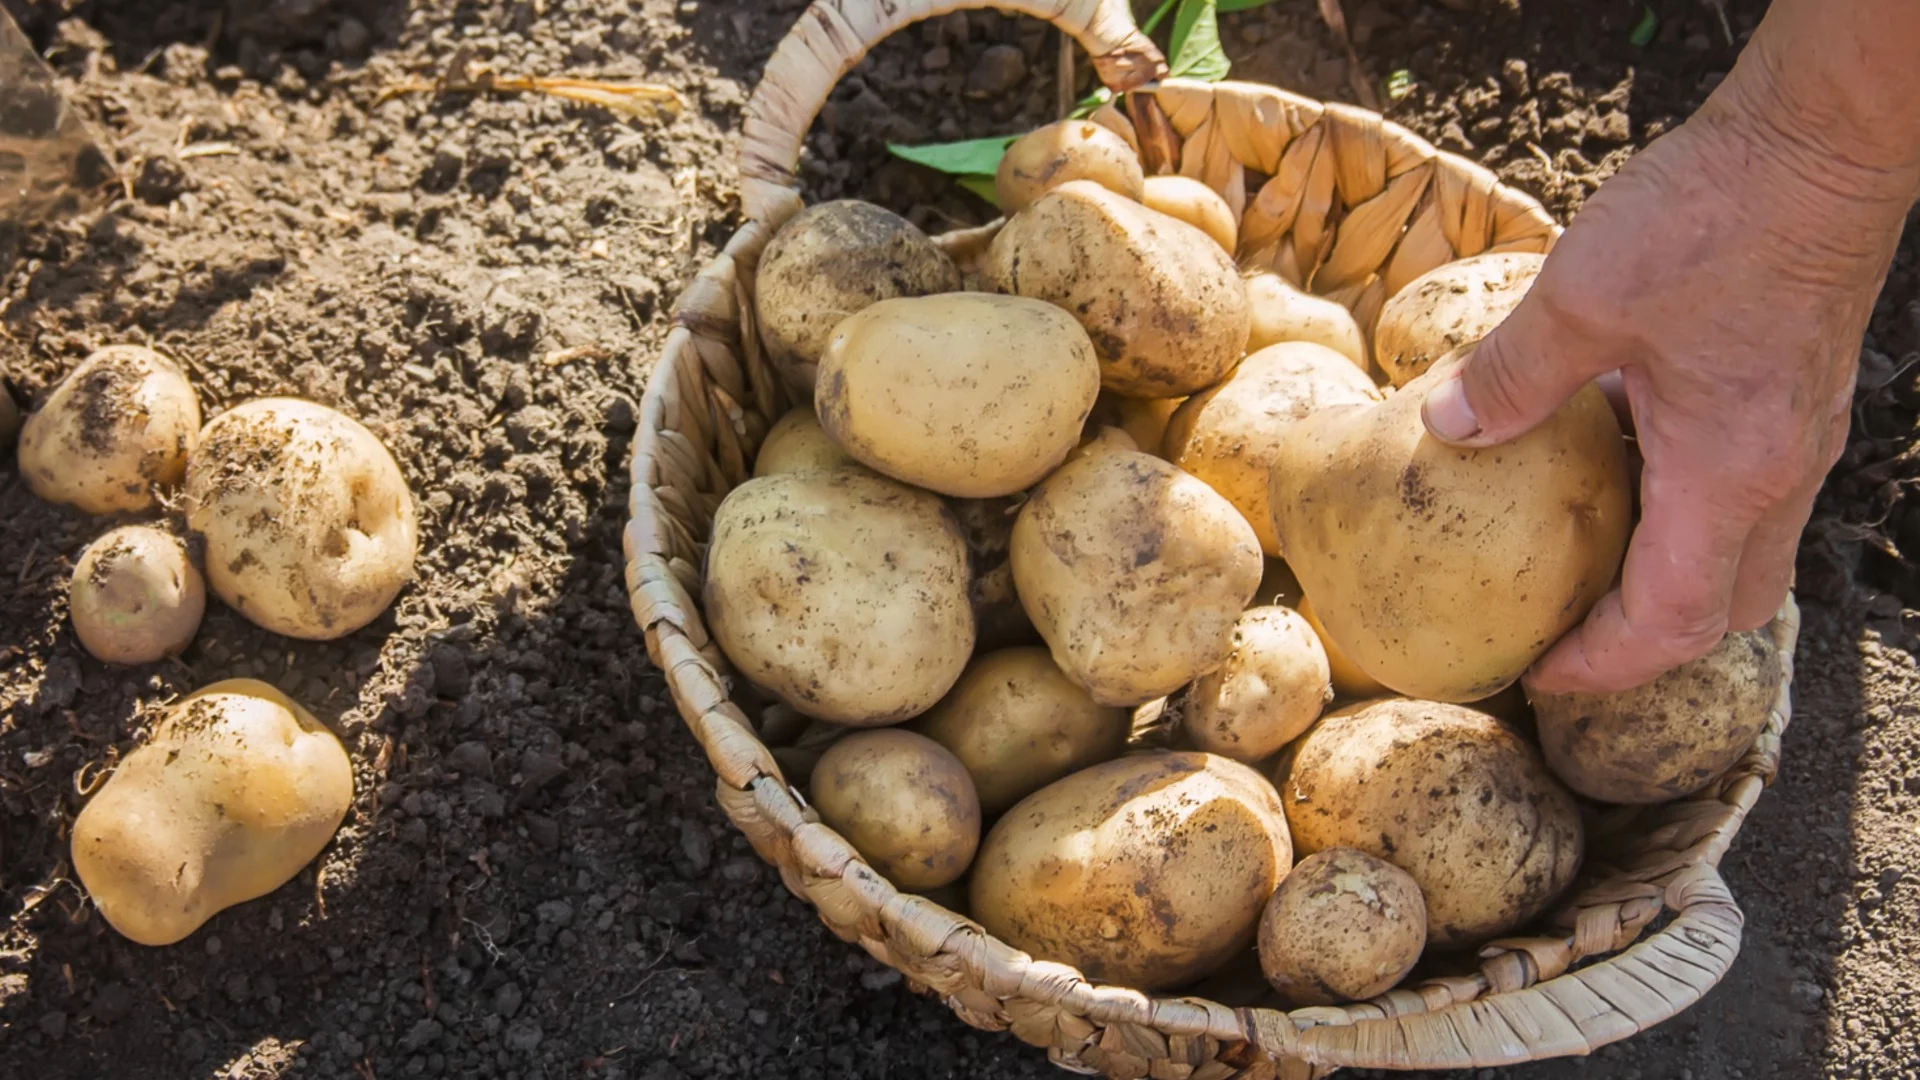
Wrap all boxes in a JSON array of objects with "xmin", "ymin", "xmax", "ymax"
[{"xmin": 376, "ymin": 49, "xmax": 684, "ymax": 119}]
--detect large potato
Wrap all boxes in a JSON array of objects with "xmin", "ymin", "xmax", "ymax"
[
  {"xmin": 754, "ymin": 200, "xmax": 962, "ymax": 395},
  {"xmin": 1141, "ymin": 175, "xmax": 1237, "ymax": 253},
  {"xmin": 911, "ymin": 647, "xmax": 1130, "ymax": 816},
  {"xmin": 816, "ymin": 293, "xmax": 1101, "ymax": 498},
  {"xmin": 1279, "ymin": 698, "xmax": 1584, "ymax": 948},
  {"xmin": 1257, "ymin": 847, "xmax": 1426, "ymax": 1005},
  {"xmin": 996, "ymin": 119, "xmax": 1146, "ymax": 213},
  {"xmin": 1373, "ymin": 252, "xmax": 1544, "ymax": 386},
  {"xmin": 1011, "ymin": 449, "xmax": 1263, "ymax": 706},
  {"xmin": 1164, "ymin": 342, "xmax": 1383, "ymax": 554},
  {"xmin": 1298, "ymin": 596, "xmax": 1387, "ymax": 701},
  {"xmin": 753, "ymin": 407, "xmax": 861, "ymax": 477},
  {"xmin": 185, "ymin": 398, "xmax": 418, "ymax": 641},
  {"xmin": 1534, "ymin": 628, "xmax": 1782, "ymax": 804},
  {"xmin": 19, "ymin": 344, "xmax": 200, "ymax": 514},
  {"xmin": 970, "ymin": 751, "xmax": 1294, "ymax": 990},
  {"xmin": 69, "ymin": 524, "xmax": 206, "ymax": 665},
  {"xmin": 983, "ymin": 180, "xmax": 1251, "ymax": 398},
  {"xmin": 704, "ymin": 469, "xmax": 974, "ymax": 725},
  {"xmin": 1182, "ymin": 606, "xmax": 1332, "ymax": 764},
  {"xmin": 810, "ymin": 729, "xmax": 981, "ymax": 890},
  {"xmin": 1244, "ymin": 273, "xmax": 1369, "ymax": 373},
  {"xmin": 71, "ymin": 679, "xmax": 352, "ymax": 946},
  {"xmin": 1268, "ymin": 354, "xmax": 1631, "ymax": 702}
]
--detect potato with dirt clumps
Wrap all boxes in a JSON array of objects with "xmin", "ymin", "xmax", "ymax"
[
  {"xmin": 910, "ymin": 647, "xmax": 1130, "ymax": 816},
  {"xmin": 1297, "ymin": 595, "xmax": 1388, "ymax": 700},
  {"xmin": 71, "ymin": 679, "xmax": 353, "ymax": 946},
  {"xmin": 1278, "ymin": 698, "xmax": 1584, "ymax": 948},
  {"xmin": 1534, "ymin": 628, "xmax": 1783, "ymax": 804},
  {"xmin": 1257, "ymin": 847, "xmax": 1427, "ymax": 1005},
  {"xmin": 995, "ymin": 119, "xmax": 1146, "ymax": 213},
  {"xmin": 809, "ymin": 728, "xmax": 981, "ymax": 890},
  {"xmin": 1141, "ymin": 175, "xmax": 1237, "ymax": 253},
  {"xmin": 186, "ymin": 398, "xmax": 418, "ymax": 641},
  {"xmin": 69, "ymin": 525, "xmax": 206, "ymax": 665},
  {"xmin": 816, "ymin": 293, "xmax": 1101, "ymax": 498},
  {"xmin": 1244, "ymin": 273, "xmax": 1369, "ymax": 373},
  {"xmin": 753, "ymin": 407, "xmax": 861, "ymax": 477},
  {"xmin": 1373, "ymin": 252, "xmax": 1544, "ymax": 386},
  {"xmin": 18, "ymin": 344, "xmax": 200, "ymax": 515},
  {"xmin": 1164, "ymin": 341, "xmax": 1383, "ymax": 555},
  {"xmin": 1182, "ymin": 606, "xmax": 1332, "ymax": 764},
  {"xmin": 705, "ymin": 469, "xmax": 974, "ymax": 726},
  {"xmin": 1011, "ymin": 449, "xmax": 1263, "ymax": 706},
  {"xmin": 984, "ymin": 180, "xmax": 1251, "ymax": 398},
  {"xmin": 754, "ymin": 200, "xmax": 962, "ymax": 396},
  {"xmin": 970, "ymin": 750, "xmax": 1294, "ymax": 991}
]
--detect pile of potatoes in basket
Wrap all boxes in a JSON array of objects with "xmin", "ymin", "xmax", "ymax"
[{"xmin": 708, "ymin": 118, "xmax": 1788, "ymax": 1004}]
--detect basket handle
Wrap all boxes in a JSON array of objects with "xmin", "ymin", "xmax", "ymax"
[{"xmin": 739, "ymin": 0, "xmax": 1167, "ymax": 225}]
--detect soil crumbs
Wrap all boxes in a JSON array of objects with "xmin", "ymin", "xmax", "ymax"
[{"xmin": 1, "ymin": 2, "xmax": 1916, "ymax": 1079}]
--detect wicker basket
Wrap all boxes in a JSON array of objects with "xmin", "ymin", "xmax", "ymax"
[{"xmin": 623, "ymin": 2, "xmax": 1800, "ymax": 1075}]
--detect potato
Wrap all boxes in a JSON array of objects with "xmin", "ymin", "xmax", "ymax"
[
  {"xmin": 1297, "ymin": 595, "xmax": 1387, "ymax": 700},
  {"xmin": 910, "ymin": 647, "xmax": 1130, "ymax": 816},
  {"xmin": 995, "ymin": 118, "xmax": 1146, "ymax": 213},
  {"xmin": 1268, "ymin": 355, "xmax": 1631, "ymax": 702},
  {"xmin": 949, "ymin": 495, "xmax": 1039, "ymax": 652},
  {"xmin": 185, "ymin": 398, "xmax": 418, "ymax": 641},
  {"xmin": 1534, "ymin": 628, "xmax": 1782, "ymax": 804},
  {"xmin": 70, "ymin": 679, "xmax": 352, "ymax": 946},
  {"xmin": 970, "ymin": 751, "xmax": 1294, "ymax": 990},
  {"xmin": 1065, "ymin": 423, "xmax": 1140, "ymax": 466},
  {"xmin": 1164, "ymin": 342, "xmax": 1383, "ymax": 554},
  {"xmin": 754, "ymin": 200, "xmax": 962, "ymax": 395},
  {"xmin": 1011, "ymin": 449, "xmax": 1263, "ymax": 706},
  {"xmin": 984, "ymin": 180, "xmax": 1252, "ymax": 398},
  {"xmin": 816, "ymin": 293, "xmax": 1102, "ymax": 498},
  {"xmin": 1141, "ymin": 175, "xmax": 1237, "ymax": 253},
  {"xmin": 1257, "ymin": 847, "xmax": 1426, "ymax": 1005},
  {"xmin": 1181, "ymin": 606, "xmax": 1332, "ymax": 764},
  {"xmin": 1279, "ymin": 698, "xmax": 1584, "ymax": 948},
  {"xmin": 1373, "ymin": 252, "xmax": 1544, "ymax": 386},
  {"xmin": 753, "ymin": 407, "xmax": 861, "ymax": 477},
  {"xmin": 69, "ymin": 525, "xmax": 206, "ymax": 665},
  {"xmin": 705, "ymin": 469, "xmax": 974, "ymax": 725},
  {"xmin": 1083, "ymin": 390, "xmax": 1182, "ymax": 460},
  {"xmin": 810, "ymin": 729, "xmax": 981, "ymax": 890},
  {"xmin": 18, "ymin": 344, "xmax": 200, "ymax": 514},
  {"xmin": 1244, "ymin": 273, "xmax": 1369, "ymax": 373}
]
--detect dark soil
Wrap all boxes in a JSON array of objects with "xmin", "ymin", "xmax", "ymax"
[{"xmin": 1, "ymin": 1, "xmax": 1915, "ymax": 1078}]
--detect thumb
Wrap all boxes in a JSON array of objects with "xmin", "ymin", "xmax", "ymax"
[{"xmin": 1419, "ymin": 300, "xmax": 1611, "ymax": 448}]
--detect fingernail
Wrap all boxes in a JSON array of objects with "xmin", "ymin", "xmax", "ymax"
[{"xmin": 1422, "ymin": 374, "xmax": 1483, "ymax": 443}]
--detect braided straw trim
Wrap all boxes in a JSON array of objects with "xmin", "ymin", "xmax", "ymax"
[{"xmin": 626, "ymin": 4, "xmax": 1799, "ymax": 1074}]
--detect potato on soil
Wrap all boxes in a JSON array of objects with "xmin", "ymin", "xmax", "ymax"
[
  {"xmin": 185, "ymin": 398, "xmax": 418, "ymax": 641},
  {"xmin": 18, "ymin": 344, "xmax": 200, "ymax": 515},
  {"xmin": 1011, "ymin": 449, "xmax": 1263, "ymax": 706},
  {"xmin": 816, "ymin": 293, "xmax": 1101, "ymax": 498},
  {"xmin": 1164, "ymin": 341, "xmax": 1383, "ymax": 555},
  {"xmin": 1257, "ymin": 847, "xmax": 1426, "ymax": 1005},
  {"xmin": 70, "ymin": 679, "xmax": 353, "ymax": 946},
  {"xmin": 1278, "ymin": 698, "xmax": 1584, "ymax": 948},
  {"xmin": 984, "ymin": 180, "xmax": 1251, "ymax": 398},
  {"xmin": 753, "ymin": 407, "xmax": 861, "ymax": 477},
  {"xmin": 69, "ymin": 525, "xmax": 206, "ymax": 666},
  {"xmin": 970, "ymin": 751, "xmax": 1294, "ymax": 990},
  {"xmin": 1534, "ymin": 628, "xmax": 1782, "ymax": 804},
  {"xmin": 1244, "ymin": 273, "xmax": 1369, "ymax": 373},
  {"xmin": 1141, "ymin": 175, "xmax": 1237, "ymax": 253},
  {"xmin": 910, "ymin": 647, "xmax": 1130, "ymax": 816},
  {"xmin": 949, "ymin": 495, "xmax": 1039, "ymax": 652},
  {"xmin": 1181, "ymin": 606, "xmax": 1332, "ymax": 764},
  {"xmin": 996, "ymin": 119, "xmax": 1146, "ymax": 213},
  {"xmin": 1373, "ymin": 252, "xmax": 1544, "ymax": 386},
  {"xmin": 1297, "ymin": 595, "xmax": 1387, "ymax": 700},
  {"xmin": 810, "ymin": 728, "xmax": 981, "ymax": 890},
  {"xmin": 704, "ymin": 469, "xmax": 974, "ymax": 726}
]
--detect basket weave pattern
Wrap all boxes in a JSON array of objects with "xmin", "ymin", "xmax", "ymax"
[{"xmin": 623, "ymin": 2, "xmax": 1800, "ymax": 1075}]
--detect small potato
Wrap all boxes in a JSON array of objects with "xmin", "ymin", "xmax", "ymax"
[
  {"xmin": 753, "ymin": 407, "xmax": 861, "ymax": 477},
  {"xmin": 816, "ymin": 293, "xmax": 1101, "ymax": 498},
  {"xmin": 71, "ymin": 679, "xmax": 352, "ymax": 946},
  {"xmin": 949, "ymin": 495, "xmax": 1039, "ymax": 652},
  {"xmin": 19, "ymin": 344, "xmax": 200, "ymax": 514},
  {"xmin": 1298, "ymin": 595, "xmax": 1387, "ymax": 700},
  {"xmin": 1257, "ymin": 847, "xmax": 1426, "ymax": 1005},
  {"xmin": 1083, "ymin": 391, "xmax": 1182, "ymax": 460},
  {"xmin": 911, "ymin": 647, "xmax": 1130, "ymax": 816},
  {"xmin": 1245, "ymin": 273, "xmax": 1369, "ymax": 373},
  {"xmin": 754, "ymin": 200, "xmax": 962, "ymax": 395},
  {"xmin": 1373, "ymin": 252, "xmax": 1544, "ymax": 386},
  {"xmin": 809, "ymin": 729, "xmax": 981, "ymax": 890},
  {"xmin": 1065, "ymin": 423, "xmax": 1140, "ymax": 466},
  {"xmin": 185, "ymin": 398, "xmax": 419, "ymax": 641},
  {"xmin": 1534, "ymin": 628, "xmax": 1782, "ymax": 804},
  {"xmin": 69, "ymin": 525, "xmax": 206, "ymax": 665},
  {"xmin": 1182, "ymin": 606, "xmax": 1332, "ymax": 764},
  {"xmin": 1141, "ymin": 175, "xmax": 1237, "ymax": 253},
  {"xmin": 995, "ymin": 119, "xmax": 1146, "ymax": 213}
]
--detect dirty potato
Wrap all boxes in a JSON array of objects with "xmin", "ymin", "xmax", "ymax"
[
  {"xmin": 69, "ymin": 524, "xmax": 206, "ymax": 665},
  {"xmin": 1257, "ymin": 847, "xmax": 1427, "ymax": 1005},
  {"xmin": 1373, "ymin": 252, "xmax": 1544, "ymax": 386},
  {"xmin": 810, "ymin": 729, "xmax": 982, "ymax": 890},
  {"xmin": 996, "ymin": 118, "xmax": 1146, "ymax": 213},
  {"xmin": 1083, "ymin": 390, "xmax": 1182, "ymax": 461},
  {"xmin": 1181, "ymin": 606, "xmax": 1332, "ymax": 764},
  {"xmin": 18, "ymin": 344, "xmax": 200, "ymax": 514},
  {"xmin": 1141, "ymin": 175, "xmax": 1237, "ymax": 253},
  {"xmin": 1297, "ymin": 595, "xmax": 1388, "ymax": 700},
  {"xmin": 753, "ymin": 407, "xmax": 862, "ymax": 477}
]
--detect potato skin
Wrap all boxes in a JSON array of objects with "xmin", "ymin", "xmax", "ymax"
[
  {"xmin": 1182, "ymin": 606, "xmax": 1332, "ymax": 764},
  {"xmin": 984, "ymin": 180, "xmax": 1252, "ymax": 398},
  {"xmin": 19, "ymin": 344, "xmax": 200, "ymax": 514},
  {"xmin": 996, "ymin": 119, "xmax": 1146, "ymax": 213},
  {"xmin": 970, "ymin": 751, "xmax": 1294, "ymax": 990},
  {"xmin": 1278, "ymin": 698, "xmax": 1584, "ymax": 949},
  {"xmin": 70, "ymin": 525, "xmax": 206, "ymax": 665},
  {"xmin": 1297, "ymin": 595, "xmax": 1388, "ymax": 700},
  {"xmin": 1534, "ymin": 628, "xmax": 1782, "ymax": 804},
  {"xmin": 809, "ymin": 729, "xmax": 981, "ymax": 890},
  {"xmin": 70, "ymin": 679, "xmax": 352, "ymax": 946},
  {"xmin": 1245, "ymin": 273, "xmax": 1369, "ymax": 373},
  {"xmin": 1011, "ymin": 450, "xmax": 1263, "ymax": 706},
  {"xmin": 1373, "ymin": 252, "xmax": 1544, "ymax": 386},
  {"xmin": 816, "ymin": 293, "xmax": 1101, "ymax": 498},
  {"xmin": 1083, "ymin": 390, "xmax": 1181, "ymax": 461},
  {"xmin": 949, "ymin": 495, "xmax": 1040, "ymax": 652},
  {"xmin": 754, "ymin": 200, "xmax": 962, "ymax": 396},
  {"xmin": 1257, "ymin": 847, "xmax": 1426, "ymax": 1005},
  {"xmin": 704, "ymin": 470, "xmax": 974, "ymax": 725},
  {"xmin": 753, "ymin": 407, "xmax": 861, "ymax": 477},
  {"xmin": 1141, "ymin": 175, "xmax": 1237, "ymax": 253}
]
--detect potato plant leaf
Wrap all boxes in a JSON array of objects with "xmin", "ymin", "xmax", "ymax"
[
  {"xmin": 1217, "ymin": 0, "xmax": 1282, "ymax": 11},
  {"xmin": 1169, "ymin": 0, "xmax": 1231, "ymax": 82},
  {"xmin": 956, "ymin": 175, "xmax": 1001, "ymax": 207},
  {"xmin": 885, "ymin": 134, "xmax": 1020, "ymax": 176},
  {"xmin": 1629, "ymin": 5, "xmax": 1659, "ymax": 47}
]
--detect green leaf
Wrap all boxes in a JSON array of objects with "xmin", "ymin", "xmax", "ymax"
[
  {"xmin": 1385, "ymin": 69, "xmax": 1414, "ymax": 102},
  {"xmin": 886, "ymin": 134, "xmax": 1020, "ymax": 176},
  {"xmin": 1141, "ymin": 0, "xmax": 1181, "ymax": 36},
  {"xmin": 1217, "ymin": 0, "xmax": 1281, "ymax": 10},
  {"xmin": 1169, "ymin": 0, "xmax": 1230, "ymax": 82},
  {"xmin": 1629, "ymin": 5, "xmax": 1658, "ymax": 47},
  {"xmin": 956, "ymin": 175, "xmax": 1001, "ymax": 207},
  {"xmin": 1070, "ymin": 86, "xmax": 1114, "ymax": 119}
]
